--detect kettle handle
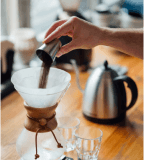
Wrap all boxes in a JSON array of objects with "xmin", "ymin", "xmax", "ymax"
[{"xmin": 114, "ymin": 75, "xmax": 138, "ymax": 111}]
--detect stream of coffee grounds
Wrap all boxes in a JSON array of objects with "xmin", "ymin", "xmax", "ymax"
[{"xmin": 39, "ymin": 61, "xmax": 52, "ymax": 89}]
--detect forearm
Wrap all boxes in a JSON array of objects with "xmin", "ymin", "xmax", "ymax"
[{"xmin": 99, "ymin": 28, "xmax": 143, "ymax": 59}]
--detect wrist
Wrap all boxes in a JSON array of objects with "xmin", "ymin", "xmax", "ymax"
[
  {"xmin": 98, "ymin": 27, "xmax": 114, "ymax": 46},
  {"xmin": 98, "ymin": 27, "xmax": 107, "ymax": 46}
]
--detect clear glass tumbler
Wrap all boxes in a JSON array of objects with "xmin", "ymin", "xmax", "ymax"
[
  {"xmin": 57, "ymin": 117, "xmax": 80, "ymax": 152},
  {"xmin": 74, "ymin": 126, "xmax": 103, "ymax": 160}
]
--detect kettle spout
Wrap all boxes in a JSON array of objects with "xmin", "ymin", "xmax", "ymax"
[{"xmin": 70, "ymin": 59, "xmax": 84, "ymax": 94}]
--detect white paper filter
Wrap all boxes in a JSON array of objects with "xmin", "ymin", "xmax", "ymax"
[{"xmin": 11, "ymin": 67, "xmax": 71, "ymax": 108}]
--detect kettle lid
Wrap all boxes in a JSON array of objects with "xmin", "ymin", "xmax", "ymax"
[
  {"xmin": 102, "ymin": 60, "xmax": 118, "ymax": 78},
  {"xmin": 87, "ymin": 60, "xmax": 118, "ymax": 83},
  {"xmin": 104, "ymin": 60, "xmax": 109, "ymax": 70},
  {"xmin": 101, "ymin": 60, "xmax": 116, "ymax": 73},
  {"xmin": 103, "ymin": 60, "xmax": 128, "ymax": 76}
]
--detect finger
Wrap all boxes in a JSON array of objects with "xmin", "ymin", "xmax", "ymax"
[
  {"xmin": 44, "ymin": 20, "xmax": 67, "ymax": 39},
  {"xmin": 57, "ymin": 30, "xmax": 73, "ymax": 38},
  {"xmin": 56, "ymin": 41, "xmax": 77, "ymax": 57},
  {"xmin": 43, "ymin": 20, "xmax": 73, "ymax": 44}
]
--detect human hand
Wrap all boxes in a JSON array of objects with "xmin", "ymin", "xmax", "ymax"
[{"xmin": 43, "ymin": 16, "xmax": 103, "ymax": 57}]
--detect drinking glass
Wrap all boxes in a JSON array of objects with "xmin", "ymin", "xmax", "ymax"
[
  {"xmin": 57, "ymin": 117, "xmax": 80, "ymax": 152},
  {"xmin": 74, "ymin": 126, "xmax": 103, "ymax": 160}
]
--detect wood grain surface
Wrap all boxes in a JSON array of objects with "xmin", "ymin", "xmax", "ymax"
[{"xmin": 1, "ymin": 46, "xmax": 143, "ymax": 160}]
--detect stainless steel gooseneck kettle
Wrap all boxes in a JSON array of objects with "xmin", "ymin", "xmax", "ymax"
[{"xmin": 71, "ymin": 60, "xmax": 138, "ymax": 124}]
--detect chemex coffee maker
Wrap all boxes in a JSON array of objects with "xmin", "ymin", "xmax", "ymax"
[
  {"xmin": 71, "ymin": 60, "xmax": 138, "ymax": 124},
  {"xmin": 11, "ymin": 39, "xmax": 71, "ymax": 160}
]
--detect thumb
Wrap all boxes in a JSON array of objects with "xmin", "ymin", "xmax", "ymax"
[{"xmin": 56, "ymin": 41, "xmax": 77, "ymax": 57}]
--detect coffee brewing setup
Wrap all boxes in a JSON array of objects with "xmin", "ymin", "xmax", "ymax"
[
  {"xmin": 11, "ymin": 39, "xmax": 71, "ymax": 160},
  {"xmin": 11, "ymin": 37, "xmax": 138, "ymax": 159}
]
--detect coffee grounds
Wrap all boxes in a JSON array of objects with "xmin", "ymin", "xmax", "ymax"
[
  {"xmin": 38, "ymin": 62, "xmax": 50, "ymax": 88},
  {"xmin": 38, "ymin": 55, "xmax": 52, "ymax": 88}
]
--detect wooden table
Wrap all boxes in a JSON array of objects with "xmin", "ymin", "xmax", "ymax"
[{"xmin": 1, "ymin": 46, "xmax": 143, "ymax": 160}]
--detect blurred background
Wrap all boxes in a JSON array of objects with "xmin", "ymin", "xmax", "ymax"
[
  {"xmin": 1, "ymin": 0, "xmax": 143, "ymax": 36},
  {"xmin": 1, "ymin": 0, "xmax": 143, "ymax": 99}
]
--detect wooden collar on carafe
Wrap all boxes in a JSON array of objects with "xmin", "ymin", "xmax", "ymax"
[{"xmin": 24, "ymin": 102, "xmax": 63, "ymax": 160}]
